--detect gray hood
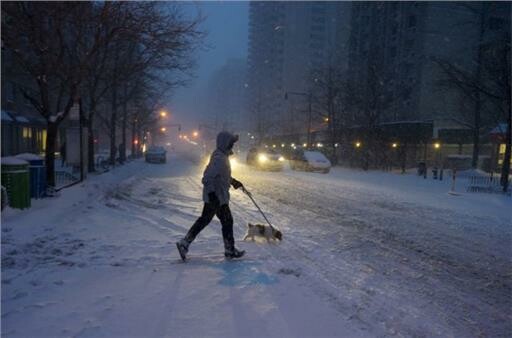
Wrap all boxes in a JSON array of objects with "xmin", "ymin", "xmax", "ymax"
[{"xmin": 216, "ymin": 131, "xmax": 238, "ymax": 154}]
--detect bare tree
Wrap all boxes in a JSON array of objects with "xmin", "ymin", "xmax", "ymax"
[
  {"xmin": 1, "ymin": 2, "xmax": 135, "ymax": 186},
  {"xmin": 311, "ymin": 65, "xmax": 344, "ymax": 164},
  {"xmin": 343, "ymin": 61, "xmax": 392, "ymax": 170},
  {"xmin": 434, "ymin": 2, "xmax": 510, "ymax": 190}
]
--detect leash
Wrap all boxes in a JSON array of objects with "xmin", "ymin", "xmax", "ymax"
[{"xmin": 241, "ymin": 187, "xmax": 280, "ymax": 231}]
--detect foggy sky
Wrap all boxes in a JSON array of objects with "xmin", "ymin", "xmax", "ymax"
[{"xmin": 169, "ymin": 1, "xmax": 248, "ymax": 131}]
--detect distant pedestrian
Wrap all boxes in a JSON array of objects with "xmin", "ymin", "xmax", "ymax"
[
  {"xmin": 60, "ymin": 142, "xmax": 67, "ymax": 167},
  {"xmin": 176, "ymin": 131, "xmax": 245, "ymax": 260}
]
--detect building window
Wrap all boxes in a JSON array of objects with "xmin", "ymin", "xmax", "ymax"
[
  {"xmin": 408, "ymin": 15, "xmax": 416, "ymax": 28},
  {"xmin": 22, "ymin": 127, "xmax": 32, "ymax": 139},
  {"xmin": 489, "ymin": 17, "xmax": 504, "ymax": 30},
  {"xmin": 10, "ymin": 82, "xmax": 17, "ymax": 101}
]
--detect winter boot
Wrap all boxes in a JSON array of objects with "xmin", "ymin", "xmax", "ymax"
[
  {"xmin": 176, "ymin": 239, "xmax": 189, "ymax": 261},
  {"xmin": 224, "ymin": 247, "xmax": 245, "ymax": 259}
]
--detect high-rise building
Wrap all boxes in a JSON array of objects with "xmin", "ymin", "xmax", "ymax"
[
  {"xmin": 347, "ymin": 2, "xmax": 510, "ymax": 126},
  {"xmin": 246, "ymin": 1, "xmax": 350, "ymax": 138},
  {"xmin": 208, "ymin": 58, "xmax": 247, "ymax": 132}
]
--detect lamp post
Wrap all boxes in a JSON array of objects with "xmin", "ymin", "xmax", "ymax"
[{"xmin": 285, "ymin": 91, "xmax": 313, "ymax": 148}]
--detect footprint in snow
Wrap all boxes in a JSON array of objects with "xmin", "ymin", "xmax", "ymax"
[{"xmin": 278, "ymin": 267, "xmax": 301, "ymax": 277}]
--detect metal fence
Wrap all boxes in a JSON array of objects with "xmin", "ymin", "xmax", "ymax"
[
  {"xmin": 465, "ymin": 174, "xmax": 503, "ymax": 193},
  {"xmin": 54, "ymin": 169, "xmax": 80, "ymax": 191}
]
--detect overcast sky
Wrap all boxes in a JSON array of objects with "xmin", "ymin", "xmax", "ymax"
[{"xmin": 169, "ymin": 1, "xmax": 249, "ymax": 131}]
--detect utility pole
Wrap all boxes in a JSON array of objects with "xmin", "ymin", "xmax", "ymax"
[{"xmin": 307, "ymin": 92, "xmax": 312, "ymax": 148}]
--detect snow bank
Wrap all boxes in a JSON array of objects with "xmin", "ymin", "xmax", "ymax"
[
  {"xmin": 15, "ymin": 153, "xmax": 43, "ymax": 161},
  {"xmin": 1, "ymin": 157, "xmax": 29, "ymax": 165}
]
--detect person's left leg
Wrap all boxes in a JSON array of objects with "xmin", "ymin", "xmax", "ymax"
[
  {"xmin": 217, "ymin": 204, "xmax": 244, "ymax": 258},
  {"xmin": 216, "ymin": 204, "xmax": 234, "ymax": 251}
]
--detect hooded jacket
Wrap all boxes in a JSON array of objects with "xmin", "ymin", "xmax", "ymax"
[{"xmin": 201, "ymin": 131, "xmax": 238, "ymax": 205}]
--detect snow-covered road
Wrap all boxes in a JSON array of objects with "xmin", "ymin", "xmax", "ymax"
[{"xmin": 2, "ymin": 154, "xmax": 511, "ymax": 337}]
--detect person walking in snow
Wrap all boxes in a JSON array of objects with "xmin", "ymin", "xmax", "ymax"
[{"xmin": 176, "ymin": 131, "xmax": 245, "ymax": 260}]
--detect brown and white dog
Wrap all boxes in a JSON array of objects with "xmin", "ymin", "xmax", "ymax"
[{"xmin": 243, "ymin": 223, "xmax": 282, "ymax": 242}]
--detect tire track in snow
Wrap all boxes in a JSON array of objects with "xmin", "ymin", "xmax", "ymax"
[{"xmin": 230, "ymin": 165, "xmax": 512, "ymax": 337}]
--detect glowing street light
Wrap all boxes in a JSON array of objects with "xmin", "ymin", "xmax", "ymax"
[
  {"xmin": 160, "ymin": 111, "xmax": 168, "ymax": 118},
  {"xmin": 355, "ymin": 141, "xmax": 361, "ymax": 148},
  {"xmin": 272, "ymin": 144, "xmax": 276, "ymax": 148},
  {"xmin": 281, "ymin": 143, "xmax": 285, "ymax": 148},
  {"xmin": 392, "ymin": 143, "xmax": 398, "ymax": 148},
  {"xmin": 161, "ymin": 127, "xmax": 167, "ymax": 132},
  {"xmin": 434, "ymin": 142, "xmax": 441, "ymax": 149},
  {"xmin": 324, "ymin": 117, "xmax": 329, "ymax": 123},
  {"xmin": 303, "ymin": 143, "xmax": 307, "ymax": 147},
  {"xmin": 192, "ymin": 130, "xmax": 199, "ymax": 138}
]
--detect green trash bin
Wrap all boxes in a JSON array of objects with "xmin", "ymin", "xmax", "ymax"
[{"xmin": 1, "ymin": 157, "xmax": 31, "ymax": 209}]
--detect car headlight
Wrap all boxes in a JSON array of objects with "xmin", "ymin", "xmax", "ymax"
[
  {"xmin": 278, "ymin": 156, "xmax": 285, "ymax": 162},
  {"xmin": 258, "ymin": 154, "xmax": 268, "ymax": 163}
]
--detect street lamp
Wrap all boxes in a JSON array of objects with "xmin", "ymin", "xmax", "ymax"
[
  {"xmin": 392, "ymin": 142, "xmax": 398, "ymax": 148},
  {"xmin": 355, "ymin": 141, "xmax": 361, "ymax": 148},
  {"xmin": 192, "ymin": 130, "xmax": 199, "ymax": 138},
  {"xmin": 160, "ymin": 111, "xmax": 168, "ymax": 118},
  {"xmin": 434, "ymin": 142, "xmax": 441, "ymax": 149},
  {"xmin": 161, "ymin": 127, "xmax": 167, "ymax": 132},
  {"xmin": 324, "ymin": 117, "xmax": 329, "ymax": 123}
]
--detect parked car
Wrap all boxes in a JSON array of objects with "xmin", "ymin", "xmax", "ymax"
[
  {"xmin": 289, "ymin": 149, "xmax": 331, "ymax": 173},
  {"xmin": 246, "ymin": 147, "xmax": 285, "ymax": 171},
  {"xmin": 145, "ymin": 146, "xmax": 167, "ymax": 163}
]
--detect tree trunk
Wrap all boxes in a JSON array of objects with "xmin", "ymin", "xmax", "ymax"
[
  {"xmin": 120, "ymin": 94, "xmax": 127, "ymax": 163},
  {"xmin": 45, "ymin": 122, "xmax": 58, "ymax": 187},
  {"xmin": 471, "ymin": 98, "xmax": 480, "ymax": 169},
  {"xmin": 500, "ymin": 113, "xmax": 511, "ymax": 192},
  {"xmin": 87, "ymin": 114, "xmax": 95, "ymax": 173},
  {"xmin": 137, "ymin": 128, "xmax": 142, "ymax": 156},
  {"xmin": 110, "ymin": 81, "xmax": 118, "ymax": 166},
  {"xmin": 131, "ymin": 118, "xmax": 137, "ymax": 157},
  {"xmin": 471, "ymin": 5, "xmax": 486, "ymax": 169}
]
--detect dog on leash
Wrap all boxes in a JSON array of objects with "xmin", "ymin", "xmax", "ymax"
[{"xmin": 243, "ymin": 223, "xmax": 282, "ymax": 242}]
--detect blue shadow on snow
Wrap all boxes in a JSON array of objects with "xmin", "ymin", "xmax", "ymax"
[{"xmin": 215, "ymin": 261, "xmax": 278, "ymax": 287}]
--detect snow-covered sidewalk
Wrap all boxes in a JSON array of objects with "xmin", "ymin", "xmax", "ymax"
[{"xmin": 2, "ymin": 154, "xmax": 511, "ymax": 337}]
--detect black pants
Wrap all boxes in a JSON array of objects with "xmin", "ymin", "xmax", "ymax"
[{"xmin": 184, "ymin": 203, "xmax": 234, "ymax": 251}]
